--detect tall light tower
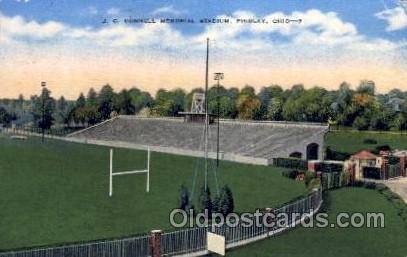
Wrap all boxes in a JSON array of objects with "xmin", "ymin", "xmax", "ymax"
[
  {"xmin": 214, "ymin": 72, "xmax": 224, "ymax": 167},
  {"xmin": 204, "ymin": 38, "xmax": 210, "ymax": 191},
  {"xmin": 41, "ymin": 81, "xmax": 46, "ymax": 142}
]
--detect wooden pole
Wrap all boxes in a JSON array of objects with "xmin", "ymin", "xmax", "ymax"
[{"xmin": 146, "ymin": 148, "xmax": 150, "ymax": 192}]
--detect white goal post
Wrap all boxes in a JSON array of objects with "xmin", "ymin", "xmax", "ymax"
[{"xmin": 108, "ymin": 148, "xmax": 150, "ymax": 197}]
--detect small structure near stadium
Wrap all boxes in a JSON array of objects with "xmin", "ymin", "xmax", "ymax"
[{"xmin": 344, "ymin": 150, "xmax": 407, "ymax": 180}]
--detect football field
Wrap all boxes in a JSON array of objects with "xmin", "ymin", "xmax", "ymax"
[{"xmin": 0, "ymin": 135, "xmax": 306, "ymax": 251}]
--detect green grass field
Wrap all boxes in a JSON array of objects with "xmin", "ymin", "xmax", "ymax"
[
  {"xmin": 228, "ymin": 187, "xmax": 407, "ymax": 257},
  {"xmin": 0, "ymin": 135, "xmax": 306, "ymax": 251},
  {"xmin": 325, "ymin": 130, "xmax": 407, "ymax": 154}
]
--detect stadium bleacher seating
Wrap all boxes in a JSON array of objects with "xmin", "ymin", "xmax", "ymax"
[{"xmin": 68, "ymin": 116, "xmax": 328, "ymax": 164}]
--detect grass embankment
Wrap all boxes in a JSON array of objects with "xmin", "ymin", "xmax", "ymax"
[
  {"xmin": 228, "ymin": 187, "xmax": 407, "ymax": 257},
  {"xmin": 325, "ymin": 130, "xmax": 407, "ymax": 154}
]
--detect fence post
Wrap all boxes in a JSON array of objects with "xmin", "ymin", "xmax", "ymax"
[
  {"xmin": 403, "ymin": 157, "xmax": 407, "ymax": 177},
  {"xmin": 311, "ymin": 188, "xmax": 319, "ymax": 210},
  {"xmin": 150, "ymin": 230, "xmax": 162, "ymax": 257},
  {"xmin": 265, "ymin": 208, "xmax": 275, "ymax": 232}
]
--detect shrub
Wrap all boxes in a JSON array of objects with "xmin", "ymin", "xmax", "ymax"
[
  {"xmin": 304, "ymin": 171, "xmax": 315, "ymax": 186},
  {"xmin": 363, "ymin": 138, "xmax": 377, "ymax": 144},
  {"xmin": 308, "ymin": 177, "xmax": 321, "ymax": 190},
  {"xmin": 364, "ymin": 182, "xmax": 377, "ymax": 190},
  {"xmin": 376, "ymin": 145, "xmax": 391, "ymax": 152},
  {"xmin": 282, "ymin": 170, "xmax": 300, "ymax": 179},
  {"xmin": 273, "ymin": 157, "xmax": 308, "ymax": 170}
]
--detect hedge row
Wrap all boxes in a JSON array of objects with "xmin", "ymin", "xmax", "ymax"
[
  {"xmin": 316, "ymin": 162, "xmax": 344, "ymax": 173},
  {"xmin": 273, "ymin": 157, "xmax": 308, "ymax": 170}
]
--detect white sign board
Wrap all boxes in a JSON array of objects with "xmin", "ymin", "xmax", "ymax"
[{"xmin": 207, "ymin": 232, "xmax": 225, "ymax": 256}]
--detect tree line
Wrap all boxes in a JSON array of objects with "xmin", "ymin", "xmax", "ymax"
[{"xmin": 0, "ymin": 80, "xmax": 406, "ymax": 131}]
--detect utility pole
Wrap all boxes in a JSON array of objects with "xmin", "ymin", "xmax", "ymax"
[
  {"xmin": 204, "ymin": 38, "xmax": 209, "ymax": 191},
  {"xmin": 214, "ymin": 72, "xmax": 224, "ymax": 167},
  {"xmin": 41, "ymin": 81, "xmax": 46, "ymax": 142}
]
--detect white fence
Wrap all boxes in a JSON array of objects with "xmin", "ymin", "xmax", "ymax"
[
  {"xmin": 0, "ymin": 189, "xmax": 322, "ymax": 257},
  {"xmin": 161, "ymin": 188, "xmax": 322, "ymax": 256},
  {"xmin": 0, "ymin": 235, "xmax": 151, "ymax": 257}
]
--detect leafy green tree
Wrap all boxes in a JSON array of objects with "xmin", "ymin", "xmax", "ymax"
[
  {"xmin": 282, "ymin": 87, "xmax": 331, "ymax": 122},
  {"xmin": 218, "ymin": 96, "xmax": 238, "ymax": 118},
  {"xmin": 152, "ymin": 88, "xmax": 186, "ymax": 116},
  {"xmin": 236, "ymin": 87, "xmax": 261, "ymax": 120},
  {"xmin": 286, "ymin": 84, "xmax": 305, "ymax": 99},
  {"xmin": 198, "ymin": 186, "xmax": 212, "ymax": 216},
  {"xmin": 30, "ymin": 87, "xmax": 55, "ymax": 130},
  {"xmin": 55, "ymin": 96, "xmax": 70, "ymax": 125},
  {"xmin": 115, "ymin": 89, "xmax": 135, "ymax": 115},
  {"xmin": 178, "ymin": 184, "xmax": 190, "ymax": 211},
  {"xmin": 98, "ymin": 84, "xmax": 115, "ymax": 120},
  {"xmin": 16, "ymin": 94, "xmax": 25, "ymax": 116},
  {"xmin": 357, "ymin": 80, "xmax": 375, "ymax": 96},
  {"xmin": 76, "ymin": 93, "xmax": 86, "ymax": 108},
  {"xmin": 390, "ymin": 113, "xmax": 407, "ymax": 131},
  {"xmin": 258, "ymin": 85, "xmax": 283, "ymax": 107},
  {"xmin": 353, "ymin": 116, "xmax": 369, "ymax": 130},
  {"xmin": 241, "ymin": 85, "xmax": 256, "ymax": 96},
  {"xmin": 217, "ymin": 185, "xmax": 234, "ymax": 216},
  {"xmin": 74, "ymin": 107, "xmax": 87, "ymax": 124},
  {"xmin": 128, "ymin": 88, "xmax": 154, "ymax": 113},
  {"xmin": 212, "ymin": 195, "xmax": 221, "ymax": 213},
  {"xmin": 206, "ymin": 85, "xmax": 238, "ymax": 118},
  {"xmin": 388, "ymin": 88, "xmax": 403, "ymax": 99},
  {"xmin": 369, "ymin": 107, "xmax": 390, "ymax": 131},
  {"xmin": 256, "ymin": 85, "xmax": 283, "ymax": 120},
  {"xmin": 267, "ymin": 97, "xmax": 284, "ymax": 120},
  {"xmin": 86, "ymin": 88, "xmax": 98, "ymax": 107},
  {"xmin": 0, "ymin": 107, "xmax": 13, "ymax": 126},
  {"xmin": 236, "ymin": 94, "xmax": 261, "ymax": 120},
  {"xmin": 336, "ymin": 82, "xmax": 353, "ymax": 110}
]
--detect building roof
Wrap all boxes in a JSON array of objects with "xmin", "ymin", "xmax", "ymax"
[{"xmin": 351, "ymin": 150, "xmax": 377, "ymax": 160}]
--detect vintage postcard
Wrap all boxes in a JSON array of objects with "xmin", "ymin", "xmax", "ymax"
[{"xmin": 0, "ymin": 0, "xmax": 406, "ymax": 256}]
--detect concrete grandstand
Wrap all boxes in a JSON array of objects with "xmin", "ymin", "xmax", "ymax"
[{"xmin": 68, "ymin": 116, "xmax": 328, "ymax": 165}]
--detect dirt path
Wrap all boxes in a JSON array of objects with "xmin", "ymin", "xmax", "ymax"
[{"xmin": 383, "ymin": 177, "xmax": 407, "ymax": 204}]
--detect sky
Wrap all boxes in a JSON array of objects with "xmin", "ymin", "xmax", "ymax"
[{"xmin": 0, "ymin": 0, "xmax": 406, "ymax": 99}]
